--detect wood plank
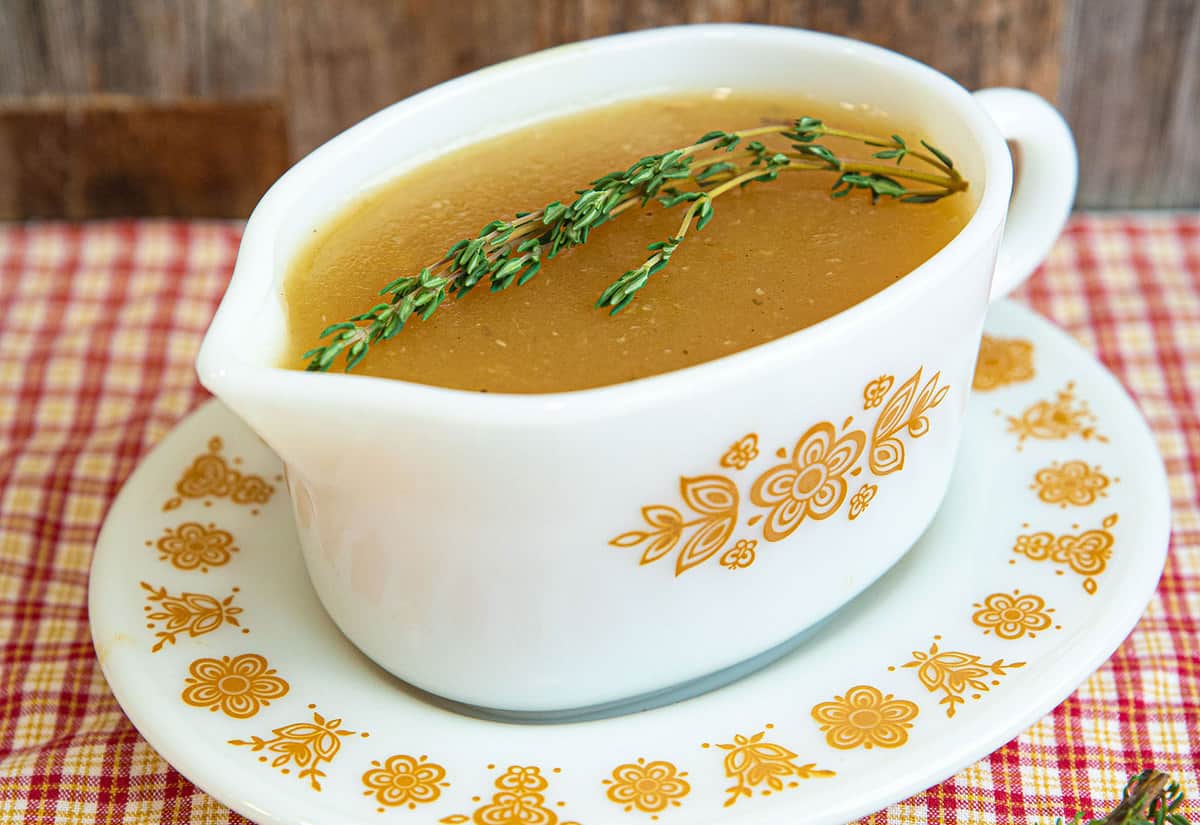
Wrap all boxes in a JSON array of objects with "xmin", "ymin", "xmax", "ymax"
[
  {"xmin": 282, "ymin": 0, "xmax": 1064, "ymax": 158},
  {"xmin": 0, "ymin": 0, "xmax": 282, "ymax": 98},
  {"xmin": 0, "ymin": 98, "xmax": 288, "ymax": 219},
  {"xmin": 1060, "ymin": 0, "xmax": 1200, "ymax": 208}
]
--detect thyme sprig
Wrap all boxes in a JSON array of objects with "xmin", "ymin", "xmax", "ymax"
[
  {"xmin": 1058, "ymin": 770, "xmax": 1190, "ymax": 825},
  {"xmin": 303, "ymin": 116, "xmax": 966, "ymax": 373}
]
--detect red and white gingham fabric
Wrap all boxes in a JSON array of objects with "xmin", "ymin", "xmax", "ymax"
[{"xmin": 0, "ymin": 217, "xmax": 1197, "ymax": 824}]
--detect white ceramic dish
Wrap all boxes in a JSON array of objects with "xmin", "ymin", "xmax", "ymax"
[
  {"xmin": 196, "ymin": 24, "xmax": 1078, "ymax": 714},
  {"xmin": 94, "ymin": 300, "xmax": 1167, "ymax": 825}
]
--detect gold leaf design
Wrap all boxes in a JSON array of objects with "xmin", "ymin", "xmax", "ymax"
[
  {"xmin": 151, "ymin": 522, "xmax": 238, "ymax": 572},
  {"xmin": 611, "ymin": 475, "xmax": 738, "ymax": 576},
  {"xmin": 1031, "ymin": 460, "xmax": 1112, "ymax": 508},
  {"xmin": 901, "ymin": 639, "xmax": 1023, "ymax": 718},
  {"xmin": 702, "ymin": 726, "xmax": 834, "ymax": 808},
  {"xmin": 1005, "ymin": 382, "xmax": 1107, "ymax": 449},
  {"xmin": 869, "ymin": 368, "xmax": 949, "ymax": 475},
  {"xmin": 972, "ymin": 590, "xmax": 1056, "ymax": 639},
  {"xmin": 231, "ymin": 708, "xmax": 360, "ymax": 791},
  {"xmin": 180, "ymin": 653, "xmax": 288, "ymax": 719},
  {"xmin": 1013, "ymin": 513, "xmax": 1117, "ymax": 594},
  {"xmin": 164, "ymin": 435, "xmax": 275, "ymax": 511},
  {"xmin": 720, "ymin": 434, "xmax": 760, "ymax": 470},
  {"xmin": 141, "ymin": 581, "xmax": 244, "ymax": 651},
  {"xmin": 603, "ymin": 758, "xmax": 690, "ymax": 816},
  {"xmin": 847, "ymin": 484, "xmax": 877, "ymax": 521},
  {"xmin": 810, "ymin": 685, "xmax": 919, "ymax": 750},
  {"xmin": 973, "ymin": 336, "xmax": 1035, "ymax": 391},
  {"xmin": 749, "ymin": 420, "xmax": 866, "ymax": 541},
  {"xmin": 443, "ymin": 765, "xmax": 576, "ymax": 825},
  {"xmin": 362, "ymin": 753, "xmax": 449, "ymax": 811}
]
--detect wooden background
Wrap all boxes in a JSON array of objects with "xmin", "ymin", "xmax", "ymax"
[{"xmin": 1, "ymin": 0, "xmax": 1196, "ymax": 219}]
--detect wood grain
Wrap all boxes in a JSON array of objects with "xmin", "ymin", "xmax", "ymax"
[
  {"xmin": 1060, "ymin": 0, "xmax": 1200, "ymax": 208},
  {"xmin": 0, "ymin": 0, "xmax": 1195, "ymax": 214},
  {"xmin": 281, "ymin": 0, "xmax": 1063, "ymax": 158},
  {"xmin": 0, "ymin": 98, "xmax": 287, "ymax": 219}
]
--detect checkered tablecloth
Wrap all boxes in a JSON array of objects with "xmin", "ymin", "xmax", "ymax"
[{"xmin": 0, "ymin": 216, "xmax": 1197, "ymax": 824}]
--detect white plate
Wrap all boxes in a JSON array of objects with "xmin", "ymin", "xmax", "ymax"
[{"xmin": 90, "ymin": 300, "xmax": 1169, "ymax": 825}]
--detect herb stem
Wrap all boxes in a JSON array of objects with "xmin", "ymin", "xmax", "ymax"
[{"xmin": 302, "ymin": 115, "xmax": 970, "ymax": 373}]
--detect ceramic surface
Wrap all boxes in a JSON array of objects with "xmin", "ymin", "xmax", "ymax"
[
  {"xmin": 196, "ymin": 25, "xmax": 1077, "ymax": 712},
  {"xmin": 95, "ymin": 300, "xmax": 1166, "ymax": 825}
]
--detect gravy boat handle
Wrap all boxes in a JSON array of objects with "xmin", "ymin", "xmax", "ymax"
[{"xmin": 974, "ymin": 87, "xmax": 1078, "ymax": 300}]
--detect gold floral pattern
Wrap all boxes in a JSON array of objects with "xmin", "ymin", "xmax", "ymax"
[
  {"xmin": 612, "ymin": 364, "xmax": 948, "ymax": 573},
  {"xmin": 611, "ymin": 475, "xmax": 739, "ymax": 576},
  {"xmin": 441, "ymin": 765, "xmax": 579, "ymax": 825},
  {"xmin": 900, "ymin": 638, "xmax": 1024, "ymax": 718},
  {"xmin": 149, "ymin": 522, "xmax": 237, "ymax": 572},
  {"xmin": 362, "ymin": 754, "xmax": 449, "ymax": 811},
  {"xmin": 972, "ymin": 590, "xmax": 1056, "ymax": 639},
  {"xmin": 1005, "ymin": 382, "xmax": 1107, "ymax": 449},
  {"xmin": 1032, "ymin": 460, "xmax": 1112, "ymax": 507},
  {"xmin": 180, "ymin": 653, "xmax": 289, "ymax": 718},
  {"xmin": 603, "ymin": 758, "xmax": 690, "ymax": 817},
  {"xmin": 810, "ymin": 685, "xmax": 919, "ymax": 750},
  {"xmin": 719, "ymin": 539, "xmax": 757, "ymax": 570},
  {"xmin": 163, "ymin": 435, "xmax": 275, "ymax": 512},
  {"xmin": 973, "ymin": 335, "xmax": 1035, "ymax": 391},
  {"xmin": 701, "ymin": 726, "xmax": 834, "ymax": 807},
  {"xmin": 848, "ymin": 484, "xmax": 877, "ymax": 521},
  {"xmin": 869, "ymin": 368, "xmax": 949, "ymax": 475},
  {"xmin": 863, "ymin": 375, "xmax": 894, "ymax": 409},
  {"xmin": 1013, "ymin": 513, "xmax": 1118, "ymax": 594},
  {"xmin": 720, "ymin": 434, "xmax": 759, "ymax": 471},
  {"xmin": 230, "ymin": 706, "xmax": 364, "ymax": 791},
  {"xmin": 141, "ymin": 581, "xmax": 245, "ymax": 651},
  {"xmin": 750, "ymin": 420, "xmax": 866, "ymax": 541}
]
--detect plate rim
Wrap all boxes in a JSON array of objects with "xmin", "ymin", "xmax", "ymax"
[{"xmin": 88, "ymin": 299, "xmax": 1171, "ymax": 825}]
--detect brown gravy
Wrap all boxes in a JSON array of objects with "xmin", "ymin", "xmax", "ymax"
[{"xmin": 281, "ymin": 92, "xmax": 972, "ymax": 392}]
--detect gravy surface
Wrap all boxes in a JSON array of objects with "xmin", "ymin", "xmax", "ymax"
[{"xmin": 282, "ymin": 92, "xmax": 972, "ymax": 392}]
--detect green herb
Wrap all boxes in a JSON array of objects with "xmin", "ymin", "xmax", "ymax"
[
  {"xmin": 303, "ymin": 117, "xmax": 967, "ymax": 373},
  {"xmin": 1057, "ymin": 771, "xmax": 1190, "ymax": 825}
]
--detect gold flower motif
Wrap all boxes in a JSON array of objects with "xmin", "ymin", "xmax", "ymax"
[
  {"xmin": 441, "ymin": 764, "xmax": 578, "ymax": 825},
  {"xmin": 810, "ymin": 685, "xmax": 919, "ymax": 750},
  {"xmin": 863, "ymin": 375, "xmax": 894, "ymax": 409},
  {"xmin": 604, "ymin": 758, "xmax": 690, "ymax": 815},
  {"xmin": 750, "ymin": 421, "xmax": 866, "ymax": 541},
  {"xmin": 164, "ymin": 435, "xmax": 275, "ymax": 511},
  {"xmin": 720, "ymin": 539, "xmax": 757, "ymax": 570},
  {"xmin": 902, "ymin": 639, "xmax": 1023, "ymax": 718},
  {"xmin": 973, "ymin": 335, "xmax": 1035, "ymax": 391},
  {"xmin": 231, "ymin": 708, "xmax": 359, "ymax": 791},
  {"xmin": 720, "ymin": 434, "xmax": 760, "ymax": 470},
  {"xmin": 233, "ymin": 475, "xmax": 274, "ymax": 505},
  {"xmin": 141, "ymin": 581, "xmax": 244, "ymax": 652},
  {"xmin": 1032, "ymin": 460, "xmax": 1111, "ymax": 508},
  {"xmin": 181, "ymin": 653, "xmax": 289, "ymax": 718},
  {"xmin": 1013, "ymin": 531, "xmax": 1054, "ymax": 561},
  {"xmin": 362, "ymin": 754, "xmax": 449, "ymax": 810},
  {"xmin": 1005, "ymin": 382, "xmax": 1107, "ymax": 449},
  {"xmin": 847, "ymin": 484, "xmax": 877, "ymax": 520},
  {"xmin": 153, "ymin": 522, "xmax": 237, "ymax": 572},
  {"xmin": 972, "ymin": 591, "xmax": 1055, "ymax": 639},
  {"xmin": 703, "ymin": 727, "xmax": 834, "ymax": 807},
  {"xmin": 1013, "ymin": 514, "xmax": 1117, "ymax": 594}
]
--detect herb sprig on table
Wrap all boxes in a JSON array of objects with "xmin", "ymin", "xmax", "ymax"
[
  {"xmin": 1059, "ymin": 770, "xmax": 1190, "ymax": 825},
  {"xmin": 303, "ymin": 117, "xmax": 967, "ymax": 373}
]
